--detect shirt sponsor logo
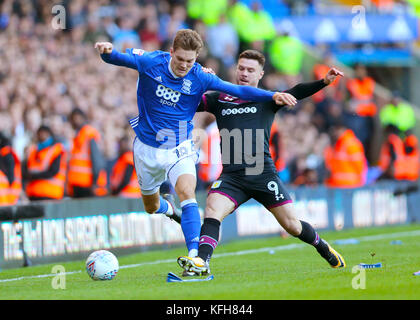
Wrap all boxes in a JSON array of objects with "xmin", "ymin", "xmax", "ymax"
[
  {"xmin": 155, "ymin": 84, "xmax": 181, "ymax": 107},
  {"xmin": 221, "ymin": 107, "xmax": 257, "ymax": 116}
]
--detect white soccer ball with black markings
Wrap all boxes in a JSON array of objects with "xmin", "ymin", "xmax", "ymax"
[{"xmin": 86, "ymin": 250, "xmax": 119, "ymax": 281}]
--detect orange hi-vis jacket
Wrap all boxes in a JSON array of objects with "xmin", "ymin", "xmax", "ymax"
[
  {"xmin": 346, "ymin": 77, "xmax": 377, "ymax": 117},
  {"xmin": 198, "ymin": 122, "xmax": 223, "ymax": 183},
  {"xmin": 25, "ymin": 143, "xmax": 67, "ymax": 199},
  {"xmin": 371, "ymin": 0, "xmax": 394, "ymax": 9},
  {"xmin": 269, "ymin": 120, "xmax": 286, "ymax": 171},
  {"xmin": 324, "ymin": 129, "xmax": 367, "ymax": 188},
  {"xmin": 378, "ymin": 133, "xmax": 419, "ymax": 181},
  {"xmin": 0, "ymin": 146, "xmax": 21, "ymax": 205},
  {"xmin": 312, "ymin": 64, "xmax": 340, "ymax": 103},
  {"xmin": 0, "ymin": 170, "xmax": 8, "ymax": 204},
  {"xmin": 110, "ymin": 151, "xmax": 141, "ymax": 198},
  {"xmin": 67, "ymin": 125, "xmax": 107, "ymax": 196}
]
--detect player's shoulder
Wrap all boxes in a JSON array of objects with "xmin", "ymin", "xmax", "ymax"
[
  {"xmin": 126, "ymin": 49, "xmax": 169, "ymax": 66},
  {"xmin": 147, "ymin": 50, "xmax": 170, "ymax": 60},
  {"xmin": 190, "ymin": 62, "xmax": 216, "ymax": 79},
  {"xmin": 189, "ymin": 62, "xmax": 220, "ymax": 90}
]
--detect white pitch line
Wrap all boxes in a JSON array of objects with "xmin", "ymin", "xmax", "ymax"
[
  {"xmin": 0, "ymin": 270, "xmax": 82, "ymax": 283},
  {"xmin": 0, "ymin": 229, "xmax": 419, "ymax": 283}
]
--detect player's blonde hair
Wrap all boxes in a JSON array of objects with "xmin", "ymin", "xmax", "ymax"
[{"xmin": 172, "ymin": 29, "xmax": 203, "ymax": 53}]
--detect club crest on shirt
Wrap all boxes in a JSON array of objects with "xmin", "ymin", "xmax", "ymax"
[
  {"xmin": 181, "ymin": 79, "xmax": 192, "ymax": 94},
  {"xmin": 211, "ymin": 180, "xmax": 222, "ymax": 189}
]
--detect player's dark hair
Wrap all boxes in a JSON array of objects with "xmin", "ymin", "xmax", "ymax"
[
  {"xmin": 172, "ymin": 29, "xmax": 203, "ymax": 53},
  {"xmin": 239, "ymin": 50, "xmax": 265, "ymax": 68}
]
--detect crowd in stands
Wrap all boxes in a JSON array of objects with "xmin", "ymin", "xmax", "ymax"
[{"xmin": 0, "ymin": 0, "xmax": 418, "ymax": 205}]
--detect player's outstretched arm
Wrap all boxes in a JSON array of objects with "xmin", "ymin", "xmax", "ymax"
[
  {"xmin": 200, "ymin": 67, "xmax": 296, "ymax": 106},
  {"xmin": 283, "ymin": 67, "xmax": 344, "ymax": 102},
  {"xmin": 206, "ymin": 75, "xmax": 279, "ymax": 103},
  {"xmin": 94, "ymin": 42, "xmax": 137, "ymax": 70}
]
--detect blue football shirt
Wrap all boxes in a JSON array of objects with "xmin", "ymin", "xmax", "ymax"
[{"xmin": 101, "ymin": 49, "xmax": 275, "ymax": 148}]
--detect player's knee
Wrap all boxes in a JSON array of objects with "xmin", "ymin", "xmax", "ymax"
[
  {"xmin": 204, "ymin": 202, "xmax": 228, "ymax": 221},
  {"xmin": 175, "ymin": 185, "xmax": 196, "ymax": 201}
]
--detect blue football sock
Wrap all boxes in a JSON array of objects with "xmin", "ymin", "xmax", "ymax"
[
  {"xmin": 180, "ymin": 199, "xmax": 201, "ymax": 257},
  {"xmin": 155, "ymin": 197, "xmax": 169, "ymax": 214}
]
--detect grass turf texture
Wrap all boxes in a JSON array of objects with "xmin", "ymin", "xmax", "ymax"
[{"xmin": 0, "ymin": 223, "xmax": 419, "ymax": 300}]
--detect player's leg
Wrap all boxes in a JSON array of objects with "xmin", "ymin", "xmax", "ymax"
[
  {"xmin": 177, "ymin": 192, "xmax": 236, "ymax": 275},
  {"xmin": 269, "ymin": 203, "xmax": 346, "ymax": 268},
  {"xmin": 199, "ymin": 192, "xmax": 236, "ymax": 260},
  {"xmin": 168, "ymin": 157, "xmax": 202, "ymax": 257},
  {"xmin": 140, "ymin": 190, "xmax": 179, "ymax": 222},
  {"xmin": 178, "ymin": 174, "xmax": 249, "ymax": 275},
  {"xmin": 254, "ymin": 169, "xmax": 345, "ymax": 268},
  {"xmin": 132, "ymin": 137, "xmax": 180, "ymax": 222}
]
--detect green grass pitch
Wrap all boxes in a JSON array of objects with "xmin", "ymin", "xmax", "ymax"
[{"xmin": 0, "ymin": 223, "xmax": 419, "ymax": 300}]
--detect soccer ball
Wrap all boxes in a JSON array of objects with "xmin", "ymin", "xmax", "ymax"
[{"xmin": 86, "ymin": 250, "xmax": 119, "ymax": 280}]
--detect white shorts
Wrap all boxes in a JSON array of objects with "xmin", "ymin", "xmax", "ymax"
[{"xmin": 133, "ymin": 137, "xmax": 199, "ymax": 195}]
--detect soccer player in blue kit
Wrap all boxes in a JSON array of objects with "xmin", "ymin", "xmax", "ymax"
[{"xmin": 95, "ymin": 29, "xmax": 291, "ymax": 259}]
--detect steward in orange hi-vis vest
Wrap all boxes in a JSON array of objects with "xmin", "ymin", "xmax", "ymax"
[
  {"xmin": 324, "ymin": 125, "xmax": 367, "ymax": 188},
  {"xmin": 0, "ymin": 133, "xmax": 21, "ymax": 205},
  {"xmin": 67, "ymin": 108, "xmax": 107, "ymax": 198},
  {"xmin": 346, "ymin": 64, "xmax": 377, "ymax": 117},
  {"xmin": 110, "ymin": 136, "xmax": 141, "ymax": 198},
  {"xmin": 378, "ymin": 126, "xmax": 419, "ymax": 181},
  {"xmin": 23, "ymin": 126, "xmax": 67, "ymax": 200},
  {"xmin": 198, "ymin": 121, "xmax": 222, "ymax": 184}
]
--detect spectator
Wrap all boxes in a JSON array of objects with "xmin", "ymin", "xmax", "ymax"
[
  {"xmin": 379, "ymin": 92, "xmax": 416, "ymax": 133},
  {"xmin": 0, "ymin": 132, "xmax": 22, "ymax": 206},
  {"xmin": 67, "ymin": 108, "xmax": 108, "ymax": 198},
  {"xmin": 22, "ymin": 125, "xmax": 67, "ymax": 201},
  {"xmin": 111, "ymin": 15, "xmax": 142, "ymax": 52},
  {"xmin": 206, "ymin": 14, "xmax": 238, "ymax": 68},
  {"xmin": 269, "ymin": 29, "xmax": 304, "ymax": 86},
  {"xmin": 227, "ymin": 0, "xmax": 254, "ymax": 45},
  {"xmin": 312, "ymin": 53, "xmax": 342, "ymax": 105},
  {"xmin": 293, "ymin": 168, "xmax": 318, "ymax": 186},
  {"xmin": 324, "ymin": 119, "xmax": 367, "ymax": 188},
  {"xmin": 344, "ymin": 63, "xmax": 377, "ymax": 162},
  {"xmin": 195, "ymin": 115, "xmax": 223, "ymax": 191},
  {"xmin": 269, "ymin": 117, "xmax": 286, "ymax": 176},
  {"xmin": 187, "ymin": 0, "xmax": 228, "ymax": 26},
  {"xmin": 378, "ymin": 125, "xmax": 419, "ymax": 182},
  {"xmin": 248, "ymin": 1, "xmax": 276, "ymax": 43},
  {"xmin": 110, "ymin": 135, "xmax": 141, "ymax": 198}
]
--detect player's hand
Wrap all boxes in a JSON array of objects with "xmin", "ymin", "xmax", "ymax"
[
  {"xmin": 202, "ymin": 67, "xmax": 216, "ymax": 75},
  {"xmin": 94, "ymin": 42, "xmax": 113, "ymax": 54},
  {"xmin": 324, "ymin": 67, "xmax": 344, "ymax": 85},
  {"xmin": 273, "ymin": 92, "xmax": 297, "ymax": 107}
]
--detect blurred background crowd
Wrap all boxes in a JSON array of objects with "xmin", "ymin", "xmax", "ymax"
[{"xmin": 0, "ymin": 0, "xmax": 419, "ymax": 205}]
